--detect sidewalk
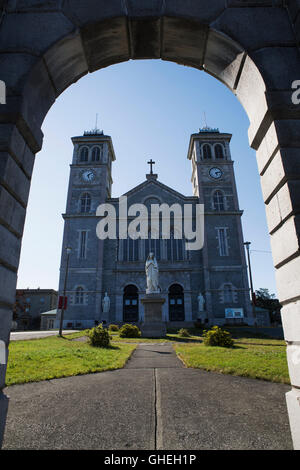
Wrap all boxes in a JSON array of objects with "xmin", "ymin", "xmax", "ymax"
[{"xmin": 2, "ymin": 344, "xmax": 293, "ymax": 450}]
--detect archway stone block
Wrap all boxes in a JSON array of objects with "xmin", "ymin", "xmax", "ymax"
[
  {"xmin": 0, "ymin": 186, "xmax": 26, "ymax": 239},
  {"xmin": 0, "ymin": 53, "xmax": 39, "ymax": 96},
  {"xmin": 22, "ymin": 60, "xmax": 56, "ymax": 131},
  {"xmin": 44, "ymin": 32, "xmax": 89, "ymax": 96},
  {"xmin": 0, "ymin": 224, "xmax": 22, "ymax": 272},
  {"xmin": 235, "ymin": 55, "xmax": 267, "ymax": 146},
  {"xmin": 0, "ymin": 307, "xmax": 13, "ymax": 346},
  {"xmin": 81, "ymin": 17, "xmax": 130, "ymax": 72},
  {"xmin": 164, "ymin": 0, "xmax": 225, "ymax": 23},
  {"xmin": 287, "ymin": 344, "xmax": 300, "ymax": 387},
  {"xmin": 211, "ymin": 6, "xmax": 295, "ymax": 51},
  {"xmin": 0, "ymin": 265, "xmax": 17, "ymax": 308},
  {"xmin": 62, "ymin": 0, "xmax": 127, "ymax": 27},
  {"xmin": 250, "ymin": 47, "xmax": 300, "ymax": 90},
  {"xmin": 285, "ymin": 0, "xmax": 300, "ymax": 22},
  {"xmin": 127, "ymin": 0, "xmax": 164, "ymax": 17},
  {"xmin": 162, "ymin": 17, "xmax": 207, "ymax": 68},
  {"xmin": 7, "ymin": 1, "xmax": 63, "ymax": 12},
  {"xmin": 281, "ymin": 300, "xmax": 300, "ymax": 342},
  {"xmin": 204, "ymin": 29, "xmax": 245, "ymax": 90},
  {"xmin": 260, "ymin": 148, "xmax": 300, "ymax": 204},
  {"xmin": 0, "ymin": 393, "xmax": 9, "ymax": 450},
  {"xmin": 0, "ymin": 124, "xmax": 35, "ymax": 180},
  {"xmin": 0, "ymin": 152, "xmax": 31, "ymax": 207},
  {"xmin": 286, "ymin": 389, "xmax": 300, "ymax": 449},
  {"xmin": 276, "ymin": 256, "xmax": 300, "ymax": 303},
  {"xmin": 270, "ymin": 215, "xmax": 300, "ymax": 268},
  {"xmin": 129, "ymin": 18, "xmax": 161, "ymax": 59},
  {"xmin": 0, "ymin": 12, "xmax": 75, "ymax": 56},
  {"xmin": 0, "ymin": 308, "xmax": 11, "ymax": 391},
  {"xmin": 256, "ymin": 121, "xmax": 300, "ymax": 174},
  {"xmin": 266, "ymin": 181, "xmax": 300, "ymax": 234}
]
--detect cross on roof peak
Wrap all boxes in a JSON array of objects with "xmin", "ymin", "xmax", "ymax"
[{"xmin": 147, "ymin": 158, "xmax": 155, "ymax": 175}]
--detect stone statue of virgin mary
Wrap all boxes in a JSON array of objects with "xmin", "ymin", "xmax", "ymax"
[{"xmin": 145, "ymin": 252, "xmax": 159, "ymax": 294}]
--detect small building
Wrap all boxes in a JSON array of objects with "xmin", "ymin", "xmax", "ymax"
[
  {"xmin": 255, "ymin": 307, "xmax": 271, "ymax": 327},
  {"xmin": 40, "ymin": 310, "xmax": 57, "ymax": 330},
  {"xmin": 14, "ymin": 289, "xmax": 58, "ymax": 330}
]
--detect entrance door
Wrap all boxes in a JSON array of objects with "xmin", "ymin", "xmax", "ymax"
[
  {"xmin": 123, "ymin": 285, "xmax": 139, "ymax": 322},
  {"xmin": 169, "ymin": 284, "xmax": 185, "ymax": 321}
]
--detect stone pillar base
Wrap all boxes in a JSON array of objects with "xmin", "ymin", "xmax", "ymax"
[
  {"xmin": 0, "ymin": 392, "xmax": 9, "ymax": 449},
  {"xmin": 141, "ymin": 294, "xmax": 166, "ymax": 338},
  {"xmin": 141, "ymin": 322, "xmax": 167, "ymax": 338},
  {"xmin": 286, "ymin": 389, "xmax": 300, "ymax": 450}
]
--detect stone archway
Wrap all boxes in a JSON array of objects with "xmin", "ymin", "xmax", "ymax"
[{"xmin": 0, "ymin": 1, "xmax": 300, "ymax": 448}]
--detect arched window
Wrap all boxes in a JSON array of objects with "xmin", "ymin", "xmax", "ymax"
[
  {"xmin": 91, "ymin": 146, "xmax": 100, "ymax": 162},
  {"xmin": 213, "ymin": 190, "xmax": 225, "ymax": 211},
  {"xmin": 80, "ymin": 193, "xmax": 91, "ymax": 213},
  {"xmin": 223, "ymin": 284, "xmax": 233, "ymax": 303},
  {"xmin": 75, "ymin": 287, "xmax": 84, "ymax": 305},
  {"xmin": 80, "ymin": 147, "xmax": 89, "ymax": 162},
  {"xmin": 215, "ymin": 144, "xmax": 224, "ymax": 159},
  {"xmin": 202, "ymin": 144, "xmax": 212, "ymax": 159}
]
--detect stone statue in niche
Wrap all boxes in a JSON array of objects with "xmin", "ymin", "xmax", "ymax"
[
  {"xmin": 198, "ymin": 292, "xmax": 205, "ymax": 312},
  {"xmin": 102, "ymin": 292, "xmax": 110, "ymax": 313},
  {"xmin": 145, "ymin": 253, "xmax": 159, "ymax": 294}
]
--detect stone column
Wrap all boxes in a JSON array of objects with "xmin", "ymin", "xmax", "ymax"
[
  {"xmin": 245, "ymin": 102, "xmax": 300, "ymax": 450},
  {"xmin": 0, "ymin": 122, "xmax": 39, "ymax": 447},
  {"xmin": 257, "ymin": 122, "xmax": 300, "ymax": 449}
]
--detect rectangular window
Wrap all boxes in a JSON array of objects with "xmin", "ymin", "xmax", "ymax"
[
  {"xmin": 217, "ymin": 228, "xmax": 228, "ymax": 256},
  {"xmin": 79, "ymin": 231, "xmax": 87, "ymax": 259}
]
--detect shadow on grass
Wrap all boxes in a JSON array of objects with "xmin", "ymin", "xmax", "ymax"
[
  {"xmin": 234, "ymin": 341, "xmax": 285, "ymax": 347},
  {"xmin": 168, "ymin": 336, "xmax": 202, "ymax": 343}
]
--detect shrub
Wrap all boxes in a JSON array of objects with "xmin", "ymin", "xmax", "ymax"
[
  {"xmin": 109, "ymin": 324, "xmax": 119, "ymax": 332},
  {"xmin": 178, "ymin": 328, "xmax": 191, "ymax": 338},
  {"xmin": 88, "ymin": 326, "xmax": 111, "ymax": 348},
  {"xmin": 119, "ymin": 324, "xmax": 141, "ymax": 338},
  {"xmin": 202, "ymin": 325, "xmax": 234, "ymax": 348}
]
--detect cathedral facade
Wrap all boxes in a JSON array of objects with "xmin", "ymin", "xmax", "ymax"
[{"xmin": 55, "ymin": 127, "xmax": 253, "ymax": 329}]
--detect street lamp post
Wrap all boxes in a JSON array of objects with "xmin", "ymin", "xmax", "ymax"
[
  {"xmin": 244, "ymin": 241, "xmax": 256, "ymax": 323},
  {"xmin": 59, "ymin": 247, "xmax": 72, "ymax": 337}
]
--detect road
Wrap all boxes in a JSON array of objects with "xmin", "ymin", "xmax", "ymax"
[{"xmin": 10, "ymin": 330, "xmax": 78, "ymax": 341}]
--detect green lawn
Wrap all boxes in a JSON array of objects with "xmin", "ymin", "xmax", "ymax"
[
  {"xmin": 7, "ymin": 329, "xmax": 289, "ymax": 386},
  {"xmin": 6, "ymin": 336, "xmax": 136, "ymax": 386},
  {"xmin": 174, "ymin": 337, "xmax": 290, "ymax": 384}
]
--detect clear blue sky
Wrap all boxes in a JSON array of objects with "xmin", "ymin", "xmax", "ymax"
[{"xmin": 17, "ymin": 59, "xmax": 277, "ymax": 296}]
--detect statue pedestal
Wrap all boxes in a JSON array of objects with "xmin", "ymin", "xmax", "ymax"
[{"xmin": 141, "ymin": 294, "xmax": 166, "ymax": 338}]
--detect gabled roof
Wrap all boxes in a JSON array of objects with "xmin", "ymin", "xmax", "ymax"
[{"xmin": 108, "ymin": 177, "xmax": 197, "ymax": 203}]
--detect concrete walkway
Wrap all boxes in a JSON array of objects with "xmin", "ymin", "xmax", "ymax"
[{"xmin": 2, "ymin": 344, "xmax": 293, "ymax": 450}]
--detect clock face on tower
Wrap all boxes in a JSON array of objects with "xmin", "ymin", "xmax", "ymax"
[
  {"xmin": 209, "ymin": 167, "xmax": 223, "ymax": 179},
  {"xmin": 82, "ymin": 170, "xmax": 95, "ymax": 183}
]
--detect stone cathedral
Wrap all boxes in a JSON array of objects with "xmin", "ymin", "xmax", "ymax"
[{"xmin": 55, "ymin": 127, "xmax": 253, "ymax": 329}]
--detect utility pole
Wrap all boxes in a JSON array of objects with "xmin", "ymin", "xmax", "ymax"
[
  {"xmin": 59, "ymin": 247, "xmax": 72, "ymax": 337},
  {"xmin": 244, "ymin": 241, "xmax": 256, "ymax": 323}
]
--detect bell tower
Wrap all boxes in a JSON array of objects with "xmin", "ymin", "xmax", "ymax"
[
  {"xmin": 188, "ymin": 127, "xmax": 253, "ymax": 325},
  {"xmin": 56, "ymin": 127, "xmax": 116, "ymax": 329}
]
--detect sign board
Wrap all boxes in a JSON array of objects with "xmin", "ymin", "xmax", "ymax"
[{"xmin": 225, "ymin": 308, "xmax": 244, "ymax": 319}]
